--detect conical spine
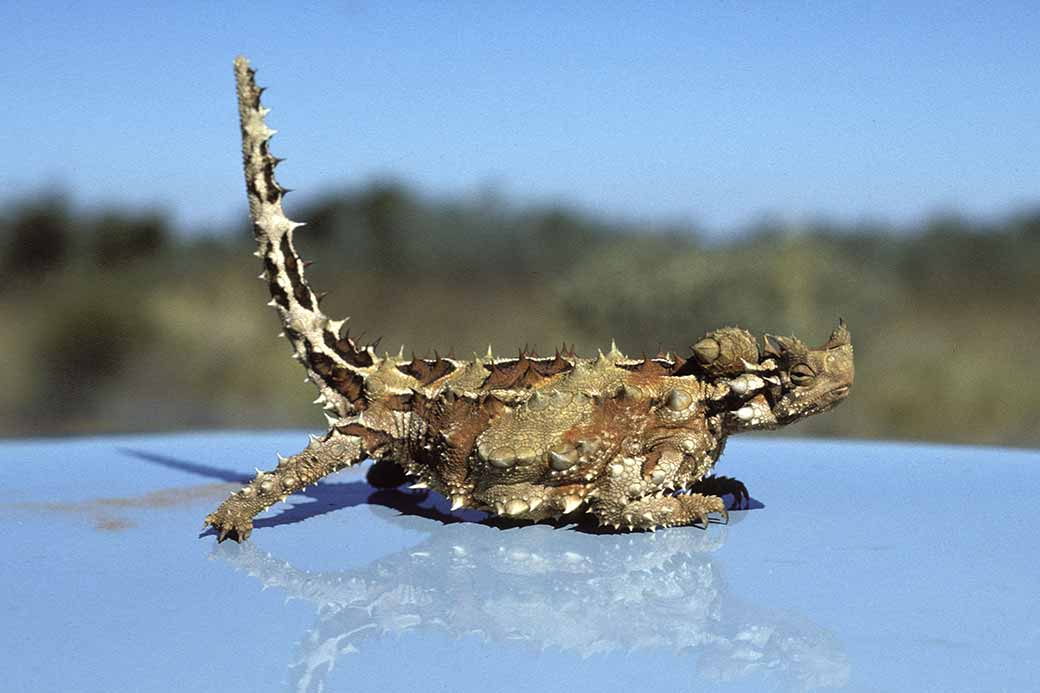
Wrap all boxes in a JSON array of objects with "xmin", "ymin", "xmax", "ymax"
[{"xmin": 233, "ymin": 56, "xmax": 373, "ymax": 416}]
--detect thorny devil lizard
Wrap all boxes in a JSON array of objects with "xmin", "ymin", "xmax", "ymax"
[{"xmin": 204, "ymin": 57, "xmax": 855, "ymax": 542}]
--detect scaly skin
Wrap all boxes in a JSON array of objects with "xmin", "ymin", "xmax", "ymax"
[{"xmin": 204, "ymin": 57, "xmax": 855, "ymax": 542}]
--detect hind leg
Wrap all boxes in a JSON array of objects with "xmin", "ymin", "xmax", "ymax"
[{"xmin": 204, "ymin": 430, "xmax": 365, "ymax": 542}]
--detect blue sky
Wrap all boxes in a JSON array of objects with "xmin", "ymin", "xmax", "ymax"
[{"xmin": 2, "ymin": 2, "xmax": 1037, "ymax": 234}]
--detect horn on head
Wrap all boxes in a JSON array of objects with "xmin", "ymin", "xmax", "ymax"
[
  {"xmin": 763, "ymin": 334, "xmax": 805, "ymax": 357},
  {"xmin": 821, "ymin": 318, "xmax": 851, "ymax": 349},
  {"xmin": 762, "ymin": 334, "xmax": 784, "ymax": 358}
]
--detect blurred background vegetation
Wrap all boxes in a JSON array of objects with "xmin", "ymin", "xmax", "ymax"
[{"xmin": 2, "ymin": 183, "xmax": 1037, "ymax": 447}]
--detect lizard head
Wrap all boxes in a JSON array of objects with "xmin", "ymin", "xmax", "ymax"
[
  {"xmin": 715, "ymin": 320, "xmax": 854, "ymax": 433},
  {"xmin": 761, "ymin": 319, "xmax": 854, "ymax": 425}
]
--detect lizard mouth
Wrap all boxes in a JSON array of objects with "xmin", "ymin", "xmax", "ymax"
[{"xmin": 775, "ymin": 382, "xmax": 852, "ymax": 422}]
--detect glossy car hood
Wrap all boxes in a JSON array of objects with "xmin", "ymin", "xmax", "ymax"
[{"xmin": 2, "ymin": 433, "xmax": 1038, "ymax": 692}]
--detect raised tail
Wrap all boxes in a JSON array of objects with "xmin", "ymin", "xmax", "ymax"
[{"xmin": 233, "ymin": 56, "xmax": 376, "ymax": 419}]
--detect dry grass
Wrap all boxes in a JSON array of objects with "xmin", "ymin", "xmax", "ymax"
[{"xmin": 2, "ymin": 189, "xmax": 1037, "ymax": 447}]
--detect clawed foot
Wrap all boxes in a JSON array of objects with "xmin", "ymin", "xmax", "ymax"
[
  {"xmin": 203, "ymin": 511, "xmax": 254, "ymax": 543},
  {"xmin": 679, "ymin": 492, "xmax": 729, "ymax": 528},
  {"xmin": 597, "ymin": 492, "xmax": 729, "ymax": 532}
]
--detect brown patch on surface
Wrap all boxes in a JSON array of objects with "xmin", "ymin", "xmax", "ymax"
[
  {"xmin": 7, "ymin": 483, "xmax": 236, "ymax": 532},
  {"xmin": 95, "ymin": 517, "xmax": 137, "ymax": 531}
]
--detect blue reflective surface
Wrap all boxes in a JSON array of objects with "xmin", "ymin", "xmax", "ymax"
[{"xmin": 2, "ymin": 433, "xmax": 1038, "ymax": 692}]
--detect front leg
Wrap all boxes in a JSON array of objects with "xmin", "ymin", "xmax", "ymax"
[
  {"xmin": 204, "ymin": 430, "xmax": 366, "ymax": 542},
  {"xmin": 591, "ymin": 492, "xmax": 728, "ymax": 531},
  {"xmin": 586, "ymin": 444, "xmax": 729, "ymax": 531}
]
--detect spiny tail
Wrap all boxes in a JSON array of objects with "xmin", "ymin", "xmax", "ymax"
[{"xmin": 233, "ymin": 56, "xmax": 377, "ymax": 419}]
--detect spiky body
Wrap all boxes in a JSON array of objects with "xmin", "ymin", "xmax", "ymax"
[{"xmin": 204, "ymin": 57, "xmax": 855, "ymax": 542}]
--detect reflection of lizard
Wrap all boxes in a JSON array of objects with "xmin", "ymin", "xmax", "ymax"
[
  {"xmin": 205, "ymin": 56, "xmax": 854, "ymax": 541},
  {"xmin": 215, "ymin": 519, "xmax": 849, "ymax": 691}
]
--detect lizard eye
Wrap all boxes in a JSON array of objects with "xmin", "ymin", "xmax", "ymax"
[{"xmin": 789, "ymin": 363, "xmax": 816, "ymax": 386}]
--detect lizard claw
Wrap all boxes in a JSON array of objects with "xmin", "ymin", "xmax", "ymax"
[{"xmin": 205, "ymin": 512, "xmax": 253, "ymax": 543}]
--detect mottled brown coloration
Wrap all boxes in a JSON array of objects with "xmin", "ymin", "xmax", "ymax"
[{"xmin": 204, "ymin": 57, "xmax": 855, "ymax": 542}]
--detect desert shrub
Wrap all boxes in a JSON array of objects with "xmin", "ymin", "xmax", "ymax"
[
  {"xmin": 1, "ymin": 196, "xmax": 72, "ymax": 277},
  {"xmin": 91, "ymin": 211, "xmax": 169, "ymax": 267}
]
